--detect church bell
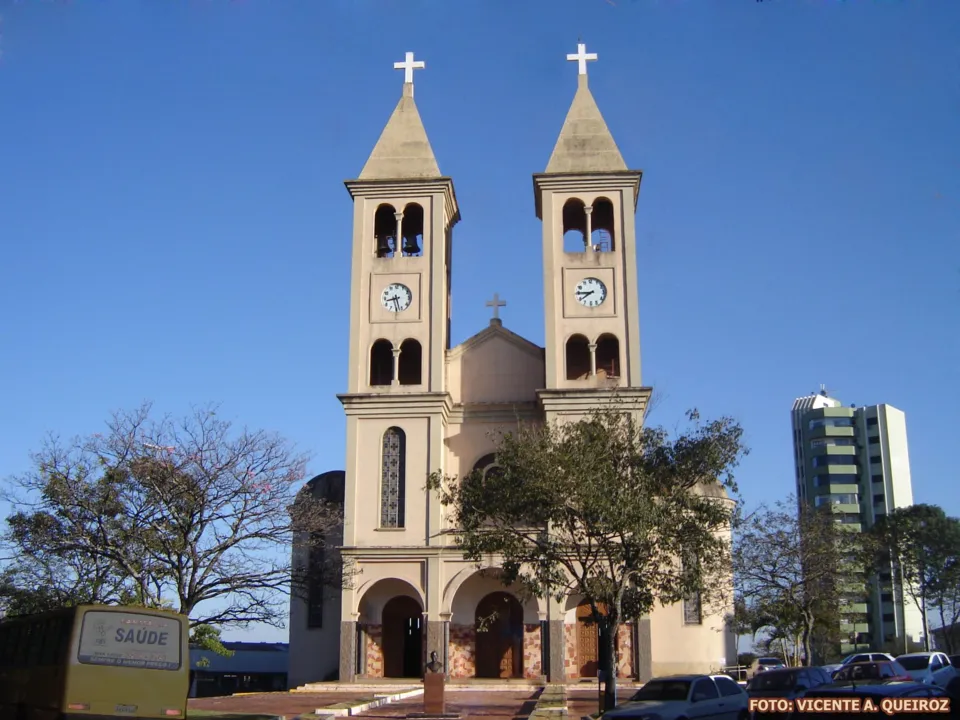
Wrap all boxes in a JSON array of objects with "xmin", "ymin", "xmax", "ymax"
[
  {"xmin": 401, "ymin": 235, "xmax": 420, "ymax": 255},
  {"xmin": 376, "ymin": 234, "xmax": 394, "ymax": 257}
]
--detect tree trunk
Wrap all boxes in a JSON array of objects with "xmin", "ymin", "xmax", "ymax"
[
  {"xmin": 937, "ymin": 606, "xmax": 951, "ymax": 654},
  {"xmin": 921, "ymin": 591, "xmax": 930, "ymax": 652},
  {"xmin": 602, "ymin": 619, "xmax": 619, "ymax": 712},
  {"xmin": 801, "ymin": 619, "xmax": 814, "ymax": 668}
]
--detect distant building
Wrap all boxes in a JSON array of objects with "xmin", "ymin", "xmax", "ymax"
[
  {"xmin": 931, "ymin": 622, "xmax": 960, "ymax": 654},
  {"xmin": 189, "ymin": 641, "xmax": 289, "ymax": 697},
  {"xmin": 790, "ymin": 387, "xmax": 924, "ymax": 656}
]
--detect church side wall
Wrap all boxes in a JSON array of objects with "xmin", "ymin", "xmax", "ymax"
[
  {"xmin": 649, "ymin": 601, "xmax": 732, "ymax": 677},
  {"xmin": 288, "ymin": 583, "xmax": 343, "ymax": 687}
]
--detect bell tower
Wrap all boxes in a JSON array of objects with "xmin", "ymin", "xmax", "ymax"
[
  {"xmin": 343, "ymin": 52, "xmax": 460, "ymax": 396},
  {"xmin": 534, "ymin": 43, "xmax": 651, "ymax": 418}
]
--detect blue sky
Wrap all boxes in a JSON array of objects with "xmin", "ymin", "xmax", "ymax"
[{"xmin": 0, "ymin": 0, "xmax": 957, "ymax": 643}]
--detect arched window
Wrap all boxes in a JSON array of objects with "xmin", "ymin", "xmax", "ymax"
[
  {"xmin": 380, "ymin": 427, "xmax": 406, "ymax": 528},
  {"xmin": 370, "ymin": 339, "xmax": 394, "ymax": 386},
  {"xmin": 566, "ymin": 334, "xmax": 591, "ymax": 380},
  {"xmin": 397, "ymin": 339, "xmax": 422, "ymax": 385},
  {"xmin": 590, "ymin": 198, "xmax": 615, "ymax": 252},
  {"xmin": 374, "ymin": 204, "xmax": 398, "ymax": 258},
  {"xmin": 472, "ymin": 453, "xmax": 501, "ymax": 479},
  {"xmin": 401, "ymin": 202, "xmax": 425, "ymax": 257},
  {"xmin": 595, "ymin": 334, "xmax": 620, "ymax": 378},
  {"xmin": 562, "ymin": 198, "xmax": 587, "ymax": 253},
  {"xmin": 306, "ymin": 533, "xmax": 325, "ymax": 629}
]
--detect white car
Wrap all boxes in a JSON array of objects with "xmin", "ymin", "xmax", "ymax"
[
  {"xmin": 894, "ymin": 652, "xmax": 957, "ymax": 687},
  {"xmin": 821, "ymin": 652, "xmax": 896, "ymax": 676},
  {"xmin": 603, "ymin": 674, "xmax": 750, "ymax": 720}
]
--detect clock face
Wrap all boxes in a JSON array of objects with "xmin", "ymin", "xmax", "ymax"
[
  {"xmin": 381, "ymin": 283, "xmax": 413, "ymax": 313},
  {"xmin": 574, "ymin": 277, "xmax": 607, "ymax": 308}
]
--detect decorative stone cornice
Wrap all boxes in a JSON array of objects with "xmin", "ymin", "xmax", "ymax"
[
  {"xmin": 536, "ymin": 386, "xmax": 653, "ymax": 415},
  {"xmin": 338, "ymin": 391, "xmax": 453, "ymax": 421}
]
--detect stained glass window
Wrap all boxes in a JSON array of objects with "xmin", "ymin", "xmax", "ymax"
[
  {"xmin": 307, "ymin": 535, "xmax": 325, "ymax": 629},
  {"xmin": 380, "ymin": 427, "xmax": 406, "ymax": 528},
  {"xmin": 682, "ymin": 550, "xmax": 702, "ymax": 625}
]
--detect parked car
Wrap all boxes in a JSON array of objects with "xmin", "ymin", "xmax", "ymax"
[
  {"xmin": 821, "ymin": 652, "xmax": 896, "ymax": 676},
  {"xmin": 791, "ymin": 681, "xmax": 954, "ymax": 720},
  {"xmin": 749, "ymin": 657, "xmax": 786, "ymax": 679},
  {"xmin": 830, "ymin": 661, "xmax": 912, "ymax": 684},
  {"xmin": 746, "ymin": 667, "xmax": 834, "ymax": 698},
  {"xmin": 896, "ymin": 652, "xmax": 958, "ymax": 687},
  {"xmin": 745, "ymin": 667, "xmax": 833, "ymax": 719},
  {"xmin": 603, "ymin": 674, "xmax": 750, "ymax": 720}
]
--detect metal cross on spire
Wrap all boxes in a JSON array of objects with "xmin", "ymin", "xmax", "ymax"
[
  {"xmin": 566, "ymin": 42, "xmax": 598, "ymax": 76},
  {"xmin": 486, "ymin": 293, "xmax": 506, "ymax": 321},
  {"xmin": 394, "ymin": 51, "xmax": 426, "ymax": 85}
]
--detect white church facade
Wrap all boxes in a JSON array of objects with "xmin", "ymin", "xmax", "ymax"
[{"xmin": 289, "ymin": 46, "xmax": 736, "ymax": 687}]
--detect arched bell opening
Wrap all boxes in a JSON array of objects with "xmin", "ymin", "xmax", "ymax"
[
  {"xmin": 401, "ymin": 203, "xmax": 425, "ymax": 257},
  {"xmin": 595, "ymin": 334, "xmax": 620, "ymax": 379},
  {"xmin": 590, "ymin": 197, "xmax": 615, "ymax": 252},
  {"xmin": 562, "ymin": 198, "xmax": 587, "ymax": 253},
  {"xmin": 397, "ymin": 339, "xmax": 422, "ymax": 385},
  {"xmin": 370, "ymin": 339, "xmax": 394, "ymax": 386},
  {"xmin": 374, "ymin": 204, "xmax": 399, "ymax": 258},
  {"xmin": 565, "ymin": 334, "xmax": 591, "ymax": 380}
]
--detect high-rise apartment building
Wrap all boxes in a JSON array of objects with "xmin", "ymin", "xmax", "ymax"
[{"xmin": 790, "ymin": 387, "xmax": 924, "ymax": 656}]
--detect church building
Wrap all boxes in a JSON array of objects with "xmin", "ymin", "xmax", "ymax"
[{"xmin": 289, "ymin": 46, "xmax": 736, "ymax": 687}]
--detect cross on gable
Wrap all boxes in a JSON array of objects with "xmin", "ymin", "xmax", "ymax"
[
  {"xmin": 394, "ymin": 51, "xmax": 426, "ymax": 85},
  {"xmin": 566, "ymin": 42, "xmax": 598, "ymax": 76},
  {"xmin": 485, "ymin": 293, "xmax": 506, "ymax": 320}
]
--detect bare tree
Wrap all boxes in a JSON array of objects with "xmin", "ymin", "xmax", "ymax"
[
  {"xmin": 1, "ymin": 402, "xmax": 347, "ymax": 631},
  {"xmin": 733, "ymin": 498, "xmax": 868, "ymax": 665}
]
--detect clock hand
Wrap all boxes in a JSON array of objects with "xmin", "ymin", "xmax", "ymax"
[
  {"xmin": 392, "ymin": 297, "xmax": 400, "ymax": 311},
  {"xmin": 576, "ymin": 290, "xmax": 595, "ymax": 298}
]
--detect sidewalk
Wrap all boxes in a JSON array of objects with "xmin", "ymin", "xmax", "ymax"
[
  {"xmin": 187, "ymin": 688, "xmax": 540, "ymax": 720},
  {"xmin": 189, "ymin": 691, "xmax": 374, "ymax": 718}
]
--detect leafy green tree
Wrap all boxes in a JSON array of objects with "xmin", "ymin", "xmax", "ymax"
[
  {"xmin": 733, "ymin": 498, "xmax": 868, "ymax": 666},
  {"xmin": 865, "ymin": 504, "xmax": 960, "ymax": 652},
  {"xmin": 1, "ymin": 402, "xmax": 347, "ymax": 632},
  {"xmin": 428, "ymin": 405, "xmax": 746, "ymax": 711},
  {"xmin": 189, "ymin": 624, "xmax": 235, "ymax": 664}
]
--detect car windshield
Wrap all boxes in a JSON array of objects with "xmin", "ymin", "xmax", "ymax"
[
  {"xmin": 842, "ymin": 655, "xmax": 868, "ymax": 665},
  {"xmin": 897, "ymin": 656, "xmax": 930, "ymax": 671},
  {"xmin": 834, "ymin": 664, "xmax": 880, "ymax": 681},
  {"xmin": 630, "ymin": 680, "xmax": 691, "ymax": 702},
  {"xmin": 759, "ymin": 658, "xmax": 782, "ymax": 666},
  {"xmin": 749, "ymin": 671, "xmax": 798, "ymax": 690}
]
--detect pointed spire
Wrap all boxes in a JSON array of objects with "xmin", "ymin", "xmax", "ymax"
[
  {"xmin": 545, "ymin": 44, "xmax": 627, "ymax": 174},
  {"xmin": 358, "ymin": 52, "xmax": 441, "ymax": 181}
]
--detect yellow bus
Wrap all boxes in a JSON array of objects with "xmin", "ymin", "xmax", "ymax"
[{"xmin": 0, "ymin": 603, "xmax": 189, "ymax": 719}]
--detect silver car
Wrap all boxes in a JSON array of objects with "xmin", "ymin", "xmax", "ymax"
[
  {"xmin": 895, "ymin": 652, "xmax": 958, "ymax": 687},
  {"xmin": 603, "ymin": 674, "xmax": 750, "ymax": 720},
  {"xmin": 821, "ymin": 652, "xmax": 896, "ymax": 677}
]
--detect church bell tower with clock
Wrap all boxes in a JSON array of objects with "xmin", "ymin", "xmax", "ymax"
[
  {"xmin": 534, "ymin": 43, "xmax": 651, "ymax": 421},
  {"xmin": 342, "ymin": 53, "xmax": 460, "ymax": 397}
]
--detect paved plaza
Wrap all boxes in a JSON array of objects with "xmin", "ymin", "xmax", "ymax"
[{"xmin": 188, "ymin": 689, "xmax": 544, "ymax": 719}]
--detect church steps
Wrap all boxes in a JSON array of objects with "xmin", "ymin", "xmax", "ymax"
[{"xmin": 293, "ymin": 680, "xmax": 643, "ymax": 693}]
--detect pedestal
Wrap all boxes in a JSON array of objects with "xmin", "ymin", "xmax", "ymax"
[
  {"xmin": 424, "ymin": 672, "xmax": 445, "ymax": 714},
  {"xmin": 406, "ymin": 673, "xmax": 460, "ymax": 720}
]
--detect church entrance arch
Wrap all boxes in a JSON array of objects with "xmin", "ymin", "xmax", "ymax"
[
  {"xmin": 474, "ymin": 592, "xmax": 523, "ymax": 679},
  {"xmin": 382, "ymin": 595, "xmax": 423, "ymax": 678},
  {"xmin": 576, "ymin": 599, "xmax": 608, "ymax": 678}
]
